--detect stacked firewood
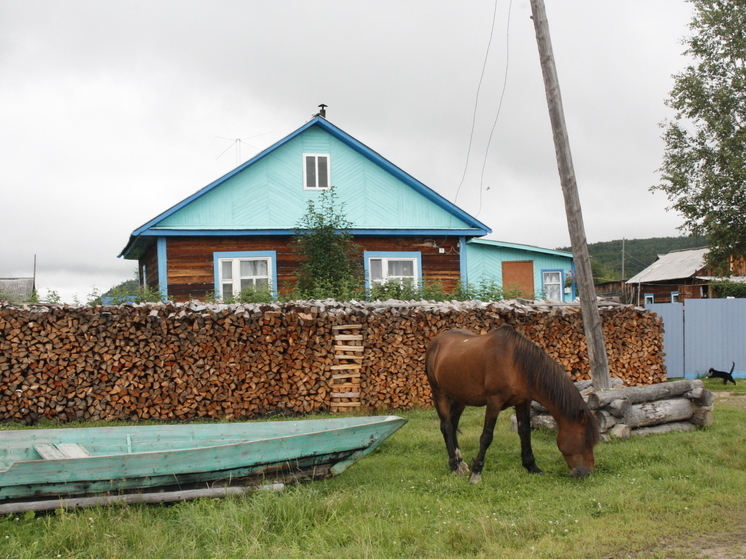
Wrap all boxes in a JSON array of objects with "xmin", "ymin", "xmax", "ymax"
[
  {"xmin": 528, "ymin": 379, "xmax": 715, "ymax": 438},
  {"xmin": 0, "ymin": 299, "xmax": 666, "ymax": 424}
]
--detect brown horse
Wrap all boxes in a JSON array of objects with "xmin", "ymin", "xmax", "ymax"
[{"xmin": 425, "ymin": 325, "xmax": 598, "ymax": 482}]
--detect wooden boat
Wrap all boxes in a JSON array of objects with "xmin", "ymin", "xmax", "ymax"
[{"xmin": 0, "ymin": 415, "xmax": 406, "ymax": 511}]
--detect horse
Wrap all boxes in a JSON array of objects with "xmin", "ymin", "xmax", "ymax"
[{"xmin": 425, "ymin": 325, "xmax": 599, "ymax": 483}]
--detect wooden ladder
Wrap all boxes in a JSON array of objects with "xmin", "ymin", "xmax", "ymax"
[{"xmin": 330, "ymin": 324, "xmax": 363, "ymax": 412}]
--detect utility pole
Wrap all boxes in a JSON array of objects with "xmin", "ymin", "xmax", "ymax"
[{"xmin": 529, "ymin": 0, "xmax": 611, "ymax": 389}]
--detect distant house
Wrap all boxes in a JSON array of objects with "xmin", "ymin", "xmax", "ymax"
[
  {"xmin": 0, "ymin": 278, "xmax": 35, "ymax": 302},
  {"xmin": 626, "ymin": 247, "xmax": 712, "ymax": 304},
  {"xmin": 120, "ymin": 114, "xmax": 575, "ymax": 301}
]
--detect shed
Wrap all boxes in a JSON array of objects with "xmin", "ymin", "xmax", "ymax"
[
  {"xmin": 626, "ymin": 247, "xmax": 710, "ymax": 304},
  {"xmin": 0, "ymin": 278, "xmax": 35, "ymax": 302}
]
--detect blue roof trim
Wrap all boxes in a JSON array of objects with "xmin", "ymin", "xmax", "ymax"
[
  {"xmin": 137, "ymin": 228, "xmax": 489, "ymax": 237},
  {"xmin": 128, "ymin": 116, "xmax": 491, "ymax": 238},
  {"xmin": 467, "ymin": 238, "xmax": 573, "ymax": 259}
]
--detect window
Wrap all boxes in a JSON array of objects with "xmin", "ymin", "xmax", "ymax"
[
  {"xmin": 644, "ymin": 293, "xmax": 655, "ymax": 305},
  {"xmin": 303, "ymin": 154, "xmax": 330, "ymax": 189},
  {"xmin": 671, "ymin": 291, "xmax": 680, "ymax": 303},
  {"xmin": 364, "ymin": 251, "xmax": 421, "ymax": 288},
  {"xmin": 214, "ymin": 251, "xmax": 277, "ymax": 300},
  {"xmin": 542, "ymin": 270, "xmax": 563, "ymax": 302}
]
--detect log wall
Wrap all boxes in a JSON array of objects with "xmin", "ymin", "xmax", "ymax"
[
  {"xmin": 0, "ymin": 300, "xmax": 667, "ymax": 424},
  {"xmin": 149, "ymin": 235, "xmax": 463, "ymax": 301}
]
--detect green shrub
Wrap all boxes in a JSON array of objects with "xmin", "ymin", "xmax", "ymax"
[{"xmin": 710, "ymin": 279, "xmax": 746, "ymax": 298}]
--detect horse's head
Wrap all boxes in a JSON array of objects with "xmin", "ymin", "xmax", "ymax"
[{"xmin": 557, "ymin": 410, "xmax": 598, "ymax": 478}]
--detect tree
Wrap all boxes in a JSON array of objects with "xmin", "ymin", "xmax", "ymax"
[
  {"xmin": 292, "ymin": 188, "xmax": 363, "ymax": 299},
  {"xmin": 653, "ymin": 0, "xmax": 746, "ymax": 272}
]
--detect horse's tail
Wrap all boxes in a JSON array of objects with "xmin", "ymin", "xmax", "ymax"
[{"xmin": 424, "ymin": 339, "xmax": 440, "ymax": 387}]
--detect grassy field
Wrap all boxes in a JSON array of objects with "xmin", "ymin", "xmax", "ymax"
[{"xmin": 1, "ymin": 378, "xmax": 745, "ymax": 559}]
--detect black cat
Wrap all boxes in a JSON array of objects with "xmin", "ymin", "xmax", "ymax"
[{"xmin": 707, "ymin": 362, "xmax": 737, "ymax": 385}]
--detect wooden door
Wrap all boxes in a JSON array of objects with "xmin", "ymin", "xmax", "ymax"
[{"xmin": 502, "ymin": 261, "xmax": 535, "ymax": 298}]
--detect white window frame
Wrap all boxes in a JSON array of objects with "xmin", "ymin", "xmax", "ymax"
[
  {"xmin": 542, "ymin": 270, "xmax": 563, "ymax": 302},
  {"xmin": 303, "ymin": 153, "xmax": 331, "ymax": 190},
  {"xmin": 213, "ymin": 251, "xmax": 277, "ymax": 300},
  {"xmin": 644, "ymin": 293, "xmax": 655, "ymax": 305},
  {"xmin": 364, "ymin": 251, "xmax": 422, "ymax": 289}
]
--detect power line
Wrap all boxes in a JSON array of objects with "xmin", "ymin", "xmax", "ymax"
[
  {"xmin": 476, "ymin": 0, "xmax": 514, "ymax": 219},
  {"xmin": 454, "ymin": 0, "xmax": 500, "ymax": 205}
]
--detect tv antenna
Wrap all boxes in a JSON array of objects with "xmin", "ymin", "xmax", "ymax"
[{"xmin": 214, "ymin": 132, "xmax": 271, "ymax": 166}]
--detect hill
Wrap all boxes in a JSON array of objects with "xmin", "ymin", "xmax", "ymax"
[{"xmin": 558, "ymin": 236, "xmax": 708, "ymax": 281}]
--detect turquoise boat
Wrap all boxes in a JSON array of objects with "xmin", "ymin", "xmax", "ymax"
[{"xmin": 0, "ymin": 415, "xmax": 406, "ymax": 509}]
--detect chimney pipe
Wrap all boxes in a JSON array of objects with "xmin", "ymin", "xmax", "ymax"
[{"xmin": 318, "ymin": 104, "xmax": 327, "ymax": 118}]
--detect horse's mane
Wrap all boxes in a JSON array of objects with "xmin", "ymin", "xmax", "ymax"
[{"xmin": 500, "ymin": 326, "xmax": 599, "ymax": 447}]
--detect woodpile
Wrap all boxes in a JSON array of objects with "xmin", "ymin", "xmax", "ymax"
[
  {"xmin": 0, "ymin": 299, "xmax": 667, "ymax": 424},
  {"xmin": 528, "ymin": 378, "xmax": 714, "ymax": 438}
]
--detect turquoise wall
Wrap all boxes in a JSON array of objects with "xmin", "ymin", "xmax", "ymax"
[
  {"xmin": 465, "ymin": 242, "xmax": 575, "ymax": 302},
  {"xmin": 156, "ymin": 127, "xmax": 469, "ymax": 231}
]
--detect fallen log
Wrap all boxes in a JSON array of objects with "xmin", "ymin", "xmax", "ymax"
[
  {"xmin": 623, "ymin": 398, "xmax": 695, "ymax": 429},
  {"xmin": 587, "ymin": 379, "xmax": 703, "ymax": 409},
  {"xmin": 0, "ymin": 483, "xmax": 285, "ymax": 515},
  {"xmin": 630, "ymin": 421, "xmax": 697, "ymax": 437}
]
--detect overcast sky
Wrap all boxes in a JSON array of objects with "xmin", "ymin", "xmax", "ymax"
[{"xmin": 0, "ymin": 1, "xmax": 695, "ymax": 303}]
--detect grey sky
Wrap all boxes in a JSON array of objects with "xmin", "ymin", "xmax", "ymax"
[{"xmin": 0, "ymin": 1, "xmax": 694, "ymax": 302}]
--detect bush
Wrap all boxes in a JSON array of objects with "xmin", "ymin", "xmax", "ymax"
[{"xmin": 710, "ymin": 280, "xmax": 746, "ymax": 298}]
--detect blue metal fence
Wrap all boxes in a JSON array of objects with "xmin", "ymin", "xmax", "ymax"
[{"xmin": 647, "ymin": 299, "xmax": 746, "ymax": 379}]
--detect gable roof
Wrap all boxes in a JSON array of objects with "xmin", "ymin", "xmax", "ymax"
[
  {"xmin": 120, "ymin": 116, "xmax": 491, "ymax": 259},
  {"xmin": 626, "ymin": 247, "xmax": 709, "ymax": 284}
]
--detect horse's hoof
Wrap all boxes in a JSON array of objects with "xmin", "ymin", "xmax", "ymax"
[
  {"xmin": 452, "ymin": 461, "xmax": 470, "ymax": 476},
  {"xmin": 528, "ymin": 465, "xmax": 543, "ymax": 475},
  {"xmin": 469, "ymin": 472, "xmax": 482, "ymax": 484}
]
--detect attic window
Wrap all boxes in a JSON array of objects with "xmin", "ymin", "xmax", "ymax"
[{"xmin": 304, "ymin": 154, "xmax": 330, "ymax": 190}]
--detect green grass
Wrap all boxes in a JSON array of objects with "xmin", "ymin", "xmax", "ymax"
[{"xmin": 1, "ymin": 379, "xmax": 745, "ymax": 558}]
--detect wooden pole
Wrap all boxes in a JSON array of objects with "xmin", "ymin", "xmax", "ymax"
[{"xmin": 529, "ymin": 0, "xmax": 611, "ymax": 389}]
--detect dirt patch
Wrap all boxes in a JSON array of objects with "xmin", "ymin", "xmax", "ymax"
[
  {"xmin": 713, "ymin": 391, "xmax": 746, "ymax": 409},
  {"xmin": 620, "ymin": 520, "xmax": 746, "ymax": 559}
]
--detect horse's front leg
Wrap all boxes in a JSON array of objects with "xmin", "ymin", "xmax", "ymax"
[
  {"xmin": 469, "ymin": 400, "xmax": 500, "ymax": 484},
  {"xmin": 515, "ymin": 400, "xmax": 543, "ymax": 474}
]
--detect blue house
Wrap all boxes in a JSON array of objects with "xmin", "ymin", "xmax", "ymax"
[
  {"xmin": 120, "ymin": 113, "xmax": 575, "ymax": 301},
  {"xmin": 465, "ymin": 239, "xmax": 575, "ymax": 302}
]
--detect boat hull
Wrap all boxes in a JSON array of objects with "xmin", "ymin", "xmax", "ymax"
[{"xmin": 0, "ymin": 416, "xmax": 406, "ymax": 502}]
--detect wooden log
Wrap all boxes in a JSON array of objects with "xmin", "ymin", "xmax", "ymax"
[
  {"xmin": 530, "ymin": 413, "xmax": 557, "ymax": 430},
  {"xmin": 691, "ymin": 408, "xmax": 715, "ymax": 427},
  {"xmin": 0, "ymin": 483, "xmax": 285, "ymax": 514},
  {"xmin": 623, "ymin": 398, "xmax": 694, "ymax": 428},
  {"xmin": 688, "ymin": 388, "xmax": 715, "ymax": 407},
  {"xmin": 587, "ymin": 379, "xmax": 700, "ymax": 409},
  {"xmin": 606, "ymin": 399, "xmax": 630, "ymax": 418},
  {"xmin": 594, "ymin": 409, "xmax": 617, "ymax": 432},
  {"xmin": 631, "ymin": 421, "xmax": 697, "ymax": 437},
  {"xmin": 608, "ymin": 423, "xmax": 631, "ymax": 439}
]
